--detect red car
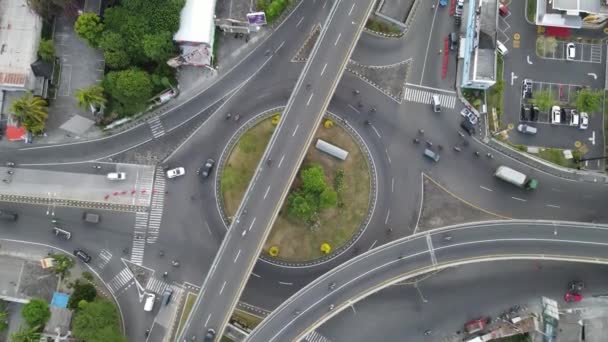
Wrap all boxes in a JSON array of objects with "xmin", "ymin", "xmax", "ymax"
[
  {"xmin": 564, "ymin": 281, "xmax": 584, "ymax": 302},
  {"xmin": 499, "ymin": 4, "xmax": 509, "ymax": 17},
  {"xmin": 564, "ymin": 292, "xmax": 583, "ymax": 302}
]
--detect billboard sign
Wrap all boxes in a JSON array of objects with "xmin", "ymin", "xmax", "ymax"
[{"xmin": 247, "ymin": 12, "xmax": 267, "ymax": 26}]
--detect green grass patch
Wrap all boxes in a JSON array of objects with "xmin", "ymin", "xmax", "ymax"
[
  {"xmin": 527, "ymin": 0, "xmax": 536, "ymax": 22},
  {"xmin": 366, "ymin": 18, "xmax": 401, "ymax": 35},
  {"xmin": 487, "ymin": 54, "xmax": 504, "ymax": 129},
  {"xmin": 176, "ymin": 292, "xmax": 197, "ymax": 337},
  {"xmin": 232, "ymin": 309, "xmax": 263, "ymax": 330},
  {"xmin": 222, "ymin": 117, "xmax": 371, "ymax": 262},
  {"xmin": 537, "ymin": 148, "xmax": 580, "ymax": 169},
  {"xmin": 495, "ymin": 334, "xmax": 532, "ymax": 342}
]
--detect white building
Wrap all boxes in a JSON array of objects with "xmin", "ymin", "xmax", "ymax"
[
  {"xmin": 172, "ymin": 0, "xmax": 217, "ymax": 67},
  {"xmin": 535, "ymin": 0, "xmax": 608, "ymax": 29},
  {"xmin": 461, "ymin": 0, "xmax": 498, "ymax": 90}
]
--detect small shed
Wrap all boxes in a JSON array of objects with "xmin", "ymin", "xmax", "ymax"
[{"xmin": 315, "ymin": 139, "xmax": 348, "ymax": 161}]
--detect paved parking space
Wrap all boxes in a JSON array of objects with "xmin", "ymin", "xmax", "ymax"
[
  {"xmin": 537, "ymin": 41, "xmax": 603, "ymax": 64},
  {"xmin": 519, "ymin": 80, "xmax": 587, "ymax": 123}
]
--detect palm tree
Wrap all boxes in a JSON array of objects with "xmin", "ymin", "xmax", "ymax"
[
  {"xmin": 9, "ymin": 92, "xmax": 48, "ymax": 134},
  {"xmin": 10, "ymin": 325, "xmax": 41, "ymax": 342},
  {"xmin": 74, "ymin": 85, "xmax": 106, "ymax": 113}
]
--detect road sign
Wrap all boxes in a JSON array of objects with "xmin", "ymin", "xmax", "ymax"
[{"xmin": 247, "ymin": 12, "xmax": 267, "ymax": 26}]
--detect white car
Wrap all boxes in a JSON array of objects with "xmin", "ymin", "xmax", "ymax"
[
  {"xmin": 569, "ymin": 110, "xmax": 579, "ymax": 126},
  {"xmin": 566, "ymin": 43, "xmax": 575, "ymax": 60},
  {"xmin": 166, "ymin": 167, "xmax": 185, "ymax": 179},
  {"xmin": 460, "ymin": 107, "xmax": 478, "ymax": 125},
  {"xmin": 579, "ymin": 112, "xmax": 589, "ymax": 130},
  {"xmin": 551, "ymin": 106, "xmax": 561, "ymax": 124},
  {"xmin": 107, "ymin": 172, "xmax": 126, "ymax": 181}
]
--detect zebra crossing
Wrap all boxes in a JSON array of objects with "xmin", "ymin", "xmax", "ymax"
[
  {"xmin": 107, "ymin": 268, "xmax": 134, "ymax": 294},
  {"xmin": 590, "ymin": 44, "xmax": 602, "ymax": 63},
  {"xmin": 134, "ymin": 168, "xmax": 155, "ymax": 206},
  {"xmin": 303, "ymin": 330, "xmax": 333, "ymax": 342},
  {"xmin": 146, "ymin": 277, "xmax": 171, "ymax": 295},
  {"xmin": 146, "ymin": 168, "xmax": 166, "ymax": 244},
  {"xmin": 130, "ymin": 211, "xmax": 149, "ymax": 265},
  {"xmin": 148, "ymin": 116, "xmax": 165, "ymax": 139},
  {"xmin": 403, "ymin": 87, "xmax": 456, "ymax": 109},
  {"xmin": 95, "ymin": 249, "xmax": 112, "ymax": 270}
]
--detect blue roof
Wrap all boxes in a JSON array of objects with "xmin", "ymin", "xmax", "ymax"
[{"xmin": 51, "ymin": 292, "xmax": 69, "ymax": 308}]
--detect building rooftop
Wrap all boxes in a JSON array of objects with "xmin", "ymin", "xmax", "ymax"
[
  {"xmin": 0, "ymin": 0, "xmax": 41, "ymax": 89},
  {"xmin": 174, "ymin": 0, "xmax": 217, "ymax": 44},
  {"xmin": 553, "ymin": 0, "xmax": 604, "ymax": 14},
  {"xmin": 478, "ymin": 0, "xmax": 497, "ymax": 50},
  {"xmin": 473, "ymin": 48, "xmax": 496, "ymax": 81}
]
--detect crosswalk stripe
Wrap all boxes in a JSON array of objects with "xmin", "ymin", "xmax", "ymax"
[
  {"xmin": 146, "ymin": 168, "xmax": 166, "ymax": 245},
  {"xmin": 303, "ymin": 330, "xmax": 332, "ymax": 342},
  {"xmin": 403, "ymin": 87, "xmax": 457, "ymax": 109},
  {"xmin": 108, "ymin": 268, "xmax": 134, "ymax": 293},
  {"xmin": 146, "ymin": 277, "xmax": 169, "ymax": 294},
  {"xmin": 148, "ymin": 116, "xmax": 165, "ymax": 138}
]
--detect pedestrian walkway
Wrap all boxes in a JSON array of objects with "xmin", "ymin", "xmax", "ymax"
[
  {"xmin": 107, "ymin": 268, "xmax": 134, "ymax": 294},
  {"xmin": 146, "ymin": 168, "xmax": 166, "ymax": 244},
  {"xmin": 146, "ymin": 277, "xmax": 170, "ymax": 294},
  {"xmin": 590, "ymin": 44, "xmax": 602, "ymax": 63},
  {"xmin": 134, "ymin": 167, "xmax": 155, "ymax": 206},
  {"xmin": 95, "ymin": 249, "xmax": 112, "ymax": 270},
  {"xmin": 148, "ymin": 116, "xmax": 166, "ymax": 139},
  {"xmin": 130, "ymin": 212, "xmax": 148, "ymax": 265},
  {"xmin": 303, "ymin": 330, "xmax": 333, "ymax": 342},
  {"xmin": 403, "ymin": 87, "xmax": 457, "ymax": 109}
]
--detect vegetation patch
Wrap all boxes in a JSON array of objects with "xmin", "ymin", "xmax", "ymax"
[
  {"xmin": 232, "ymin": 309, "xmax": 263, "ymax": 330},
  {"xmin": 536, "ymin": 147, "xmax": 581, "ymax": 169},
  {"xmin": 536, "ymin": 36, "xmax": 558, "ymax": 57},
  {"xmin": 222, "ymin": 116, "xmax": 371, "ymax": 262},
  {"xmin": 177, "ymin": 293, "xmax": 197, "ymax": 337},
  {"xmin": 486, "ymin": 54, "xmax": 504, "ymax": 129},
  {"xmin": 366, "ymin": 17, "xmax": 402, "ymax": 35},
  {"xmin": 256, "ymin": 0, "xmax": 294, "ymax": 23},
  {"xmin": 526, "ymin": 0, "xmax": 536, "ymax": 22}
]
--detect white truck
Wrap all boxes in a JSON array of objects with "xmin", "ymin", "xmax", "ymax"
[{"xmin": 494, "ymin": 166, "xmax": 538, "ymax": 190}]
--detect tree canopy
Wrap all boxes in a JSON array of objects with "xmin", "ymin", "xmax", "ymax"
[
  {"xmin": 9, "ymin": 325, "xmax": 40, "ymax": 342},
  {"xmin": 301, "ymin": 165, "xmax": 327, "ymax": 194},
  {"xmin": 531, "ymin": 89, "xmax": 553, "ymax": 112},
  {"xmin": 9, "ymin": 93, "xmax": 48, "ymax": 134},
  {"xmin": 75, "ymin": 85, "xmax": 107, "ymax": 112},
  {"xmin": 38, "ymin": 39, "xmax": 55, "ymax": 62},
  {"xmin": 103, "ymin": 69, "xmax": 153, "ymax": 115},
  {"xmin": 73, "ymin": 299, "xmax": 125, "ymax": 342},
  {"xmin": 74, "ymin": 13, "xmax": 104, "ymax": 47},
  {"xmin": 575, "ymin": 88, "xmax": 603, "ymax": 114},
  {"xmin": 21, "ymin": 299, "xmax": 50, "ymax": 329},
  {"xmin": 68, "ymin": 281, "xmax": 97, "ymax": 310},
  {"xmin": 287, "ymin": 164, "xmax": 338, "ymax": 223}
]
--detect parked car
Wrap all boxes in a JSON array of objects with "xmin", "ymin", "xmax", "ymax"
[
  {"xmin": 0, "ymin": 209, "xmax": 18, "ymax": 221},
  {"xmin": 517, "ymin": 124, "xmax": 537, "ymax": 135},
  {"xmin": 53, "ymin": 227, "xmax": 72, "ymax": 240},
  {"xmin": 551, "ymin": 106, "xmax": 561, "ymax": 124},
  {"xmin": 460, "ymin": 107, "xmax": 478, "ymax": 125},
  {"xmin": 199, "ymin": 159, "xmax": 215, "ymax": 178},
  {"xmin": 460, "ymin": 119, "xmax": 476, "ymax": 136},
  {"xmin": 498, "ymin": 4, "xmax": 509, "ymax": 17},
  {"xmin": 166, "ymin": 167, "xmax": 185, "ymax": 179},
  {"xmin": 73, "ymin": 249, "xmax": 92, "ymax": 263},
  {"xmin": 520, "ymin": 105, "xmax": 530, "ymax": 121},
  {"xmin": 579, "ymin": 112, "xmax": 589, "ymax": 129},
  {"xmin": 107, "ymin": 172, "xmax": 126, "ymax": 181},
  {"xmin": 522, "ymin": 79, "xmax": 532, "ymax": 98},
  {"xmin": 569, "ymin": 110, "xmax": 580, "ymax": 126},
  {"xmin": 531, "ymin": 106, "xmax": 540, "ymax": 121},
  {"xmin": 449, "ymin": 32, "xmax": 459, "ymax": 50},
  {"xmin": 566, "ymin": 42, "xmax": 576, "ymax": 60}
]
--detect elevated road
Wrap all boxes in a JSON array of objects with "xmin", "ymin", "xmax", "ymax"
[
  {"xmin": 247, "ymin": 220, "xmax": 608, "ymax": 342},
  {"xmin": 178, "ymin": 0, "xmax": 377, "ymax": 340}
]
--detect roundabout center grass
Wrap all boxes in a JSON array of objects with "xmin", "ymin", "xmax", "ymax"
[{"xmin": 221, "ymin": 117, "xmax": 370, "ymax": 262}]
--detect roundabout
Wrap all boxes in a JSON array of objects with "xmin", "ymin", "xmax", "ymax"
[{"xmin": 218, "ymin": 110, "xmax": 375, "ymax": 265}]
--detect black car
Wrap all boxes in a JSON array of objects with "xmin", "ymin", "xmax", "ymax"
[
  {"xmin": 73, "ymin": 249, "xmax": 92, "ymax": 263},
  {"xmin": 199, "ymin": 159, "xmax": 215, "ymax": 178},
  {"xmin": 0, "ymin": 210, "xmax": 18, "ymax": 221},
  {"xmin": 531, "ymin": 106, "xmax": 539, "ymax": 121},
  {"xmin": 460, "ymin": 119, "xmax": 476, "ymax": 136},
  {"xmin": 449, "ymin": 32, "xmax": 459, "ymax": 50}
]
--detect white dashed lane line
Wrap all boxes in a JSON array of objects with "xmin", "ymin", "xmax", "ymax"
[
  {"xmin": 480, "ymin": 186, "xmax": 493, "ymax": 192},
  {"xmin": 511, "ymin": 196, "xmax": 527, "ymax": 202}
]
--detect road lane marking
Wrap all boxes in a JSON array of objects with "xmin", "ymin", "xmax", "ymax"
[
  {"xmin": 292, "ymin": 124, "xmax": 299, "ymax": 136},
  {"xmin": 391, "ymin": 178, "xmax": 394, "ymax": 193},
  {"xmin": 248, "ymin": 217, "xmax": 256, "ymax": 231},
  {"xmin": 371, "ymin": 125, "xmax": 381, "ymax": 138},
  {"xmin": 347, "ymin": 104, "xmax": 360, "ymax": 113},
  {"xmin": 234, "ymin": 250, "xmax": 241, "ymax": 263},
  {"xmin": 306, "ymin": 93, "xmax": 314, "ymax": 106},
  {"xmin": 527, "ymin": 55, "xmax": 533, "ymax": 64},
  {"xmin": 589, "ymin": 131, "xmax": 596, "ymax": 145},
  {"xmin": 219, "ymin": 281, "xmax": 226, "ymax": 295},
  {"xmin": 278, "ymin": 155, "xmax": 285, "ymax": 168},
  {"xmin": 251, "ymin": 272, "xmax": 261, "ymax": 278},
  {"xmin": 322, "ymin": 0, "xmax": 326, "ymax": 8},
  {"xmin": 264, "ymin": 186, "xmax": 271, "ymax": 199},
  {"xmin": 368, "ymin": 240, "xmax": 377, "ymax": 251},
  {"xmin": 274, "ymin": 41, "xmax": 285, "ymax": 53},
  {"xmin": 204, "ymin": 220, "xmax": 213, "ymax": 234},
  {"xmin": 480, "ymin": 186, "xmax": 493, "ymax": 192},
  {"xmin": 546, "ymin": 204, "xmax": 561, "ymax": 208},
  {"xmin": 385, "ymin": 210, "xmax": 390, "ymax": 224},
  {"xmin": 296, "ymin": 17, "xmax": 304, "ymax": 28},
  {"xmin": 320, "ymin": 63, "xmax": 327, "ymax": 76},
  {"xmin": 511, "ymin": 196, "xmax": 527, "ymax": 202},
  {"xmin": 205, "ymin": 314, "xmax": 211, "ymax": 326},
  {"xmin": 278, "ymin": 281, "xmax": 293, "ymax": 286},
  {"xmin": 348, "ymin": 3, "xmax": 355, "ymax": 15},
  {"xmin": 385, "ymin": 149, "xmax": 391, "ymax": 164},
  {"xmin": 335, "ymin": 33, "xmax": 341, "ymax": 46}
]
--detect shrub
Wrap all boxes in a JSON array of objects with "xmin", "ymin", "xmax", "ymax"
[
  {"xmin": 22, "ymin": 298, "xmax": 50, "ymax": 329},
  {"xmin": 320, "ymin": 243, "xmax": 331, "ymax": 254},
  {"xmin": 272, "ymin": 114, "xmax": 281, "ymax": 126},
  {"xmin": 269, "ymin": 246, "xmax": 279, "ymax": 257},
  {"xmin": 324, "ymin": 119, "xmax": 333, "ymax": 128}
]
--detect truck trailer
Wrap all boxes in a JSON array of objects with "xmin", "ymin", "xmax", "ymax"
[{"xmin": 494, "ymin": 166, "xmax": 538, "ymax": 190}]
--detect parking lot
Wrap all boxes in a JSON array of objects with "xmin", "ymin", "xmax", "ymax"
[{"xmin": 537, "ymin": 40, "xmax": 603, "ymax": 64}]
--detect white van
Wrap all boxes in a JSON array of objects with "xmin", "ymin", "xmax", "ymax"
[
  {"xmin": 497, "ymin": 40, "xmax": 508, "ymax": 55},
  {"xmin": 144, "ymin": 293, "xmax": 156, "ymax": 312},
  {"xmin": 431, "ymin": 95, "xmax": 441, "ymax": 112}
]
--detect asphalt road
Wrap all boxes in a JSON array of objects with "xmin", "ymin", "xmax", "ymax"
[
  {"xmin": 247, "ymin": 220, "xmax": 608, "ymax": 342},
  {"xmin": 318, "ymin": 260, "xmax": 608, "ymax": 341},
  {"xmin": 178, "ymin": 0, "xmax": 378, "ymax": 339}
]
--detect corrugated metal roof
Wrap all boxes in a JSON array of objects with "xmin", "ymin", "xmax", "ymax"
[{"xmin": 174, "ymin": 0, "xmax": 217, "ymax": 45}]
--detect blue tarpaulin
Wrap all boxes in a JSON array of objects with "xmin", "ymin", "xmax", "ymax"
[{"xmin": 51, "ymin": 292, "xmax": 69, "ymax": 308}]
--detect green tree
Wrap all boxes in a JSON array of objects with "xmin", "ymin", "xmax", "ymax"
[
  {"xmin": 531, "ymin": 89, "xmax": 553, "ymax": 112},
  {"xmin": 75, "ymin": 85, "xmax": 107, "ymax": 113},
  {"xmin": 68, "ymin": 281, "xmax": 97, "ymax": 310},
  {"xmin": 143, "ymin": 31, "xmax": 174, "ymax": 62},
  {"xmin": 301, "ymin": 164, "xmax": 327, "ymax": 194},
  {"xmin": 74, "ymin": 13, "xmax": 104, "ymax": 47},
  {"xmin": 38, "ymin": 39, "xmax": 55, "ymax": 62},
  {"xmin": 288, "ymin": 192, "xmax": 315, "ymax": 221},
  {"xmin": 9, "ymin": 325, "xmax": 40, "ymax": 342},
  {"xmin": 9, "ymin": 93, "xmax": 48, "ymax": 134},
  {"xmin": 49, "ymin": 253, "xmax": 75, "ymax": 278},
  {"xmin": 575, "ymin": 89, "xmax": 603, "ymax": 113},
  {"xmin": 21, "ymin": 299, "xmax": 50, "ymax": 329},
  {"xmin": 0, "ymin": 300, "xmax": 8, "ymax": 332},
  {"xmin": 103, "ymin": 68, "xmax": 153, "ymax": 115},
  {"xmin": 319, "ymin": 188, "xmax": 338, "ymax": 209},
  {"xmin": 73, "ymin": 299, "xmax": 125, "ymax": 342},
  {"xmin": 99, "ymin": 31, "xmax": 131, "ymax": 69}
]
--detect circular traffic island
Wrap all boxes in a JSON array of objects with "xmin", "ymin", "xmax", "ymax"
[{"xmin": 220, "ymin": 112, "xmax": 373, "ymax": 264}]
